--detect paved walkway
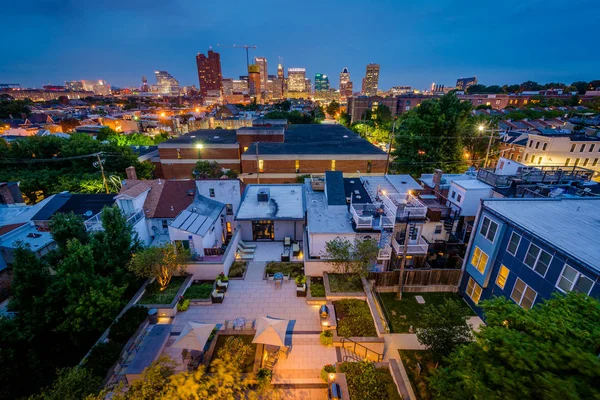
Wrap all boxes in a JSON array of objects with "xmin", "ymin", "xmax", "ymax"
[{"xmin": 273, "ymin": 335, "xmax": 337, "ymax": 384}]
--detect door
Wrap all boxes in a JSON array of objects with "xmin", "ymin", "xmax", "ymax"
[{"xmin": 252, "ymin": 220, "xmax": 275, "ymax": 241}]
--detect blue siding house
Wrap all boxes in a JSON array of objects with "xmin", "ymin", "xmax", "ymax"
[{"xmin": 459, "ymin": 198, "xmax": 600, "ymax": 317}]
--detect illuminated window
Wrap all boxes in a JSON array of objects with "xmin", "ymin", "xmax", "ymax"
[
  {"xmin": 176, "ymin": 148, "xmax": 181, "ymax": 159},
  {"xmin": 510, "ymin": 278, "xmax": 536, "ymax": 309},
  {"xmin": 331, "ymin": 160, "xmax": 336, "ymax": 171},
  {"xmin": 470, "ymin": 246, "xmax": 489, "ymax": 273},
  {"xmin": 258, "ymin": 159, "xmax": 264, "ymax": 172},
  {"xmin": 496, "ymin": 265, "xmax": 509, "ymax": 289},
  {"xmin": 243, "ymin": 146, "xmax": 249, "ymax": 152},
  {"xmin": 537, "ymin": 157, "xmax": 542, "ymax": 165},
  {"xmin": 583, "ymin": 158, "xmax": 589, "ymax": 166},
  {"xmin": 530, "ymin": 154, "xmax": 535, "ymax": 163},
  {"xmin": 295, "ymin": 160, "xmax": 300, "ymax": 172},
  {"xmin": 556, "ymin": 265, "xmax": 594, "ymax": 294},
  {"xmin": 574, "ymin": 158, "xmax": 580, "ymax": 166},
  {"xmin": 565, "ymin": 158, "xmax": 570, "ymax": 166},
  {"xmin": 466, "ymin": 278, "xmax": 482, "ymax": 304},
  {"xmin": 593, "ymin": 158, "xmax": 598, "ymax": 166}
]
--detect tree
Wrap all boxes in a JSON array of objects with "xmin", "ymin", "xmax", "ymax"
[
  {"xmin": 519, "ymin": 80, "xmax": 542, "ymax": 91},
  {"xmin": 59, "ymin": 118, "xmax": 80, "ymax": 133},
  {"xmin": 0, "ymin": 99, "xmax": 31, "ymax": 118},
  {"xmin": 37, "ymin": 366, "xmax": 101, "ymax": 400},
  {"xmin": 326, "ymin": 100, "xmax": 340, "ymax": 117},
  {"xmin": 322, "ymin": 237, "xmax": 379, "ymax": 278},
  {"xmin": 96, "ymin": 127, "xmax": 117, "ymax": 141},
  {"xmin": 571, "ymin": 81, "xmax": 589, "ymax": 95},
  {"xmin": 415, "ymin": 298, "xmax": 472, "ymax": 362},
  {"xmin": 391, "ymin": 92, "xmax": 472, "ymax": 176},
  {"xmin": 352, "ymin": 238, "xmax": 379, "ymax": 277},
  {"xmin": 338, "ymin": 111, "xmax": 351, "ymax": 127},
  {"xmin": 428, "ymin": 293, "xmax": 600, "ymax": 400},
  {"xmin": 128, "ymin": 243, "xmax": 188, "ymax": 289},
  {"xmin": 49, "ymin": 212, "xmax": 88, "ymax": 250},
  {"xmin": 193, "ymin": 160, "xmax": 224, "ymax": 179},
  {"xmin": 7, "ymin": 246, "xmax": 51, "ymax": 314}
]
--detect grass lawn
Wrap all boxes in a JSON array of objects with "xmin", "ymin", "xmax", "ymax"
[
  {"xmin": 399, "ymin": 350, "xmax": 437, "ymax": 400},
  {"xmin": 310, "ymin": 277, "xmax": 326, "ymax": 297},
  {"xmin": 138, "ymin": 276, "xmax": 186, "ymax": 305},
  {"xmin": 328, "ymin": 273, "xmax": 363, "ymax": 293},
  {"xmin": 184, "ymin": 281, "xmax": 213, "ymax": 299},
  {"xmin": 334, "ymin": 299, "xmax": 377, "ymax": 337},
  {"xmin": 211, "ymin": 335, "xmax": 257, "ymax": 373},
  {"xmin": 265, "ymin": 262, "xmax": 304, "ymax": 278},
  {"xmin": 339, "ymin": 361, "xmax": 401, "ymax": 400},
  {"xmin": 379, "ymin": 292, "xmax": 475, "ymax": 333},
  {"xmin": 228, "ymin": 261, "xmax": 247, "ymax": 278}
]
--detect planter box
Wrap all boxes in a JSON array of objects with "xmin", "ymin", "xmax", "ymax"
[
  {"xmin": 296, "ymin": 284, "xmax": 307, "ymax": 297},
  {"xmin": 306, "ymin": 278, "xmax": 327, "ymax": 305}
]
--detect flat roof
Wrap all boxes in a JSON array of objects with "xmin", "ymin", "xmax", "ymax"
[
  {"xmin": 236, "ymin": 184, "xmax": 305, "ymax": 220},
  {"xmin": 243, "ymin": 124, "xmax": 386, "ymax": 155},
  {"xmin": 344, "ymin": 178, "xmax": 372, "ymax": 204},
  {"xmin": 306, "ymin": 181, "xmax": 355, "ymax": 234},
  {"xmin": 32, "ymin": 193, "xmax": 115, "ymax": 221},
  {"xmin": 419, "ymin": 173, "xmax": 476, "ymax": 189},
  {"xmin": 453, "ymin": 179, "xmax": 493, "ymax": 190},
  {"xmin": 0, "ymin": 223, "xmax": 54, "ymax": 253},
  {"xmin": 160, "ymin": 129, "xmax": 238, "ymax": 145},
  {"xmin": 484, "ymin": 198, "xmax": 600, "ymax": 273},
  {"xmin": 325, "ymin": 171, "xmax": 346, "ymax": 206},
  {"xmin": 384, "ymin": 174, "xmax": 422, "ymax": 193}
]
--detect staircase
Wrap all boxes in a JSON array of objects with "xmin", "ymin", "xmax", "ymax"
[
  {"xmin": 263, "ymin": 351, "xmax": 280, "ymax": 370},
  {"xmin": 340, "ymin": 338, "xmax": 383, "ymax": 363}
]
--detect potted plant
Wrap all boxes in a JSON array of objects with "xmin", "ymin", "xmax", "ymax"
[
  {"xmin": 319, "ymin": 330, "xmax": 333, "ymax": 347},
  {"xmin": 320, "ymin": 364, "xmax": 336, "ymax": 382},
  {"xmin": 216, "ymin": 273, "xmax": 229, "ymax": 292},
  {"xmin": 295, "ymin": 275, "xmax": 307, "ymax": 297},
  {"xmin": 177, "ymin": 296, "xmax": 190, "ymax": 312}
]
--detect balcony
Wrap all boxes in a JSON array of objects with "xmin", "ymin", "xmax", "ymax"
[
  {"xmin": 84, "ymin": 209, "xmax": 145, "ymax": 231},
  {"xmin": 350, "ymin": 203, "xmax": 395, "ymax": 231},
  {"xmin": 392, "ymin": 234, "xmax": 429, "ymax": 255},
  {"xmin": 382, "ymin": 193, "xmax": 428, "ymax": 220}
]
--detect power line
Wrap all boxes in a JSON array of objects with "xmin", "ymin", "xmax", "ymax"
[{"xmin": 0, "ymin": 151, "xmax": 121, "ymax": 164}]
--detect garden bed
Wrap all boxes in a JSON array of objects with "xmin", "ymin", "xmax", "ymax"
[
  {"xmin": 339, "ymin": 361, "xmax": 401, "ymax": 400},
  {"xmin": 137, "ymin": 276, "xmax": 187, "ymax": 305},
  {"xmin": 228, "ymin": 261, "xmax": 247, "ymax": 279},
  {"xmin": 399, "ymin": 350, "xmax": 437, "ymax": 400},
  {"xmin": 310, "ymin": 277, "xmax": 326, "ymax": 297},
  {"xmin": 378, "ymin": 292, "xmax": 475, "ymax": 333},
  {"xmin": 210, "ymin": 335, "xmax": 257, "ymax": 373},
  {"xmin": 334, "ymin": 299, "xmax": 377, "ymax": 337},
  {"xmin": 184, "ymin": 280, "xmax": 214, "ymax": 299},
  {"xmin": 264, "ymin": 262, "xmax": 304, "ymax": 279},
  {"xmin": 328, "ymin": 273, "xmax": 364, "ymax": 293}
]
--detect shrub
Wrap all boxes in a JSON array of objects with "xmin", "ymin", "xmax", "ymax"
[
  {"xmin": 228, "ymin": 262, "xmax": 247, "ymax": 278},
  {"xmin": 339, "ymin": 361, "xmax": 401, "ymax": 400},
  {"xmin": 310, "ymin": 278, "xmax": 326, "ymax": 297},
  {"xmin": 334, "ymin": 299, "xmax": 377, "ymax": 337},
  {"xmin": 108, "ymin": 305, "xmax": 148, "ymax": 344},
  {"xmin": 295, "ymin": 275, "xmax": 306, "ymax": 285},
  {"xmin": 177, "ymin": 298, "xmax": 190, "ymax": 312},
  {"xmin": 257, "ymin": 368, "xmax": 272, "ymax": 382},
  {"xmin": 321, "ymin": 364, "xmax": 337, "ymax": 382},
  {"xmin": 84, "ymin": 341, "xmax": 123, "ymax": 378},
  {"xmin": 217, "ymin": 272, "xmax": 228, "ymax": 282},
  {"xmin": 320, "ymin": 330, "xmax": 333, "ymax": 347}
]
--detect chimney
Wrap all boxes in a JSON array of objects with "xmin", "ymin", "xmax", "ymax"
[
  {"xmin": 0, "ymin": 183, "xmax": 15, "ymax": 205},
  {"xmin": 126, "ymin": 166, "xmax": 137, "ymax": 180},
  {"xmin": 432, "ymin": 169, "xmax": 443, "ymax": 187}
]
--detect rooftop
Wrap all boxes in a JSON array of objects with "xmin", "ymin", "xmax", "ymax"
[
  {"xmin": 118, "ymin": 179, "xmax": 196, "ymax": 219},
  {"xmin": 383, "ymin": 174, "xmax": 422, "ymax": 194},
  {"xmin": 420, "ymin": 172, "xmax": 476, "ymax": 189},
  {"xmin": 483, "ymin": 198, "xmax": 600, "ymax": 273},
  {"xmin": 170, "ymin": 195, "xmax": 225, "ymax": 237},
  {"xmin": 306, "ymin": 181, "xmax": 355, "ymax": 234},
  {"xmin": 344, "ymin": 178, "xmax": 372, "ymax": 204},
  {"xmin": 453, "ymin": 179, "xmax": 494, "ymax": 190},
  {"xmin": 32, "ymin": 193, "xmax": 115, "ymax": 221},
  {"xmin": 236, "ymin": 184, "xmax": 305, "ymax": 220},
  {"xmin": 159, "ymin": 129, "xmax": 238, "ymax": 145},
  {"xmin": 0, "ymin": 223, "xmax": 54, "ymax": 263},
  {"xmin": 325, "ymin": 171, "xmax": 346, "ymax": 206}
]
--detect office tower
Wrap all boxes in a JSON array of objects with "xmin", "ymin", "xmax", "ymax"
[
  {"xmin": 141, "ymin": 76, "xmax": 149, "ymax": 92},
  {"xmin": 222, "ymin": 78, "xmax": 234, "ymax": 95},
  {"xmin": 362, "ymin": 63, "xmax": 380, "ymax": 96},
  {"xmin": 456, "ymin": 76, "xmax": 478, "ymax": 91},
  {"xmin": 65, "ymin": 81, "xmax": 84, "ymax": 91},
  {"xmin": 339, "ymin": 67, "xmax": 353, "ymax": 100},
  {"xmin": 196, "ymin": 49, "xmax": 223, "ymax": 97},
  {"xmin": 154, "ymin": 71, "xmax": 180, "ymax": 96},
  {"xmin": 287, "ymin": 68, "xmax": 307, "ymax": 92},
  {"xmin": 277, "ymin": 63, "xmax": 284, "ymax": 79},
  {"xmin": 305, "ymin": 78, "xmax": 312, "ymax": 94},
  {"xmin": 233, "ymin": 79, "xmax": 248, "ymax": 92},
  {"xmin": 248, "ymin": 64, "xmax": 261, "ymax": 97},
  {"xmin": 315, "ymin": 73, "xmax": 330, "ymax": 91},
  {"xmin": 254, "ymin": 57, "xmax": 268, "ymax": 92}
]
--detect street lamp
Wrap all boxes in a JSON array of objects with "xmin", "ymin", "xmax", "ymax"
[
  {"xmin": 478, "ymin": 124, "xmax": 501, "ymax": 168},
  {"xmin": 195, "ymin": 143, "xmax": 204, "ymax": 149}
]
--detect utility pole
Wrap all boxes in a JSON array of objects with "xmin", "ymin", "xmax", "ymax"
[
  {"xmin": 95, "ymin": 153, "xmax": 110, "ymax": 194},
  {"xmin": 397, "ymin": 211, "xmax": 411, "ymax": 300},
  {"xmin": 384, "ymin": 117, "xmax": 397, "ymax": 175},
  {"xmin": 255, "ymin": 142, "xmax": 260, "ymax": 184},
  {"xmin": 480, "ymin": 125, "xmax": 499, "ymax": 168}
]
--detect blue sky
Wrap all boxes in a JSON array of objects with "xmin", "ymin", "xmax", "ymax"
[{"xmin": 1, "ymin": 0, "xmax": 598, "ymax": 90}]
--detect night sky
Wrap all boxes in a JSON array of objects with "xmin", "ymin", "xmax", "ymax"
[{"xmin": 1, "ymin": 0, "xmax": 598, "ymax": 90}]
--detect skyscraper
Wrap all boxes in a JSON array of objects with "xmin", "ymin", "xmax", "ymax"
[
  {"xmin": 314, "ymin": 73, "xmax": 330, "ymax": 91},
  {"xmin": 277, "ymin": 63, "xmax": 284, "ymax": 79},
  {"xmin": 456, "ymin": 76, "xmax": 478, "ymax": 91},
  {"xmin": 248, "ymin": 64, "xmax": 261, "ymax": 98},
  {"xmin": 154, "ymin": 71, "xmax": 179, "ymax": 96},
  {"xmin": 196, "ymin": 49, "xmax": 223, "ymax": 97},
  {"xmin": 141, "ymin": 76, "xmax": 149, "ymax": 92},
  {"xmin": 254, "ymin": 57, "xmax": 268, "ymax": 93},
  {"xmin": 362, "ymin": 63, "xmax": 380, "ymax": 96},
  {"xmin": 287, "ymin": 68, "xmax": 307, "ymax": 92},
  {"xmin": 339, "ymin": 67, "xmax": 353, "ymax": 100}
]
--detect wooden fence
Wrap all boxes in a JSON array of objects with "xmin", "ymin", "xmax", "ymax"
[{"xmin": 368, "ymin": 269, "xmax": 462, "ymax": 288}]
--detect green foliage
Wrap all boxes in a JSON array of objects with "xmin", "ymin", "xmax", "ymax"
[
  {"xmin": 399, "ymin": 350, "xmax": 436, "ymax": 400},
  {"xmin": 184, "ymin": 282, "xmax": 213, "ymax": 299},
  {"xmin": 310, "ymin": 277, "xmax": 326, "ymax": 297},
  {"xmin": 228, "ymin": 261, "xmax": 247, "ymax": 278},
  {"xmin": 274, "ymin": 99, "xmax": 291, "ymax": 111},
  {"xmin": 429, "ymin": 293, "xmax": 600, "ymax": 400},
  {"xmin": 321, "ymin": 363, "xmax": 336, "ymax": 381},
  {"xmin": 295, "ymin": 274, "xmax": 306, "ymax": 285},
  {"xmin": 415, "ymin": 298, "xmax": 473, "ymax": 361},
  {"xmin": 327, "ymin": 273, "xmax": 364, "ymax": 293},
  {"xmin": 337, "ymin": 111, "xmax": 351, "ymax": 127},
  {"xmin": 84, "ymin": 341, "xmax": 124, "ymax": 378},
  {"xmin": 334, "ymin": 299, "xmax": 377, "ymax": 337},
  {"xmin": 138, "ymin": 276, "xmax": 187, "ymax": 305},
  {"xmin": 0, "ymin": 99, "xmax": 31, "ymax": 118},
  {"xmin": 339, "ymin": 361, "xmax": 401, "ymax": 400},
  {"xmin": 49, "ymin": 212, "xmax": 88, "ymax": 250},
  {"xmin": 319, "ymin": 330, "xmax": 333, "ymax": 347},
  {"xmin": 257, "ymin": 367, "xmax": 272, "ymax": 382},
  {"xmin": 177, "ymin": 298, "xmax": 191, "ymax": 311},
  {"xmin": 37, "ymin": 366, "xmax": 101, "ymax": 400},
  {"xmin": 7, "ymin": 247, "xmax": 51, "ymax": 315},
  {"xmin": 295, "ymin": 174, "xmax": 310, "ymax": 183},
  {"xmin": 263, "ymin": 110, "xmax": 319, "ymax": 124},
  {"xmin": 264, "ymin": 262, "xmax": 304, "ymax": 278},
  {"xmin": 193, "ymin": 160, "xmax": 224, "ymax": 179},
  {"xmin": 323, "ymin": 237, "xmax": 378, "ymax": 277},
  {"xmin": 59, "ymin": 117, "xmax": 80, "ymax": 133},
  {"xmin": 108, "ymin": 305, "xmax": 148, "ymax": 344},
  {"xmin": 326, "ymin": 100, "xmax": 340, "ymax": 117}
]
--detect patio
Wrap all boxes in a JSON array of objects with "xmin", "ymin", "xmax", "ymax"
[{"xmin": 235, "ymin": 240, "xmax": 304, "ymax": 262}]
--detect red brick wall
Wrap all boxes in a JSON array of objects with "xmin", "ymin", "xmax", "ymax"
[
  {"xmin": 159, "ymin": 147, "xmax": 239, "ymax": 160},
  {"xmin": 236, "ymin": 134, "xmax": 284, "ymax": 150},
  {"xmin": 241, "ymin": 159, "xmax": 386, "ymax": 174},
  {"xmin": 161, "ymin": 162, "xmax": 240, "ymax": 179}
]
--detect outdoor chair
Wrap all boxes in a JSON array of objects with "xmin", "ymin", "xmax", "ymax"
[
  {"xmin": 216, "ymin": 279, "xmax": 229, "ymax": 292},
  {"xmin": 224, "ymin": 319, "xmax": 231, "ymax": 330},
  {"xmin": 239, "ymin": 240, "xmax": 256, "ymax": 249},
  {"xmin": 279, "ymin": 345, "xmax": 291, "ymax": 359},
  {"xmin": 284, "ymin": 237, "xmax": 291, "ymax": 247},
  {"xmin": 211, "ymin": 290, "xmax": 224, "ymax": 303},
  {"xmin": 237, "ymin": 245, "xmax": 255, "ymax": 254},
  {"xmin": 239, "ymin": 252, "xmax": 254, "ymax": 261}
]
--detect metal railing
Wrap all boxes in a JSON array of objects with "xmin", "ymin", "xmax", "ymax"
[
  {"xmin": 84, "ymin": 209, "xmax": 145, "ymax": 231},
  {"xmin": 340, "ymin": 337, "xmax": 383, "ymax": 363},
  {"xmin": 392, "ymin": 235, "xmax": 429, "ymax": 255}
]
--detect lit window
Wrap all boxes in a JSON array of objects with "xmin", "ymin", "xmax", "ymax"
[
  {"xmin": 583, "ymin": 158, "xmax": 589, "ymax": 166},
  {"xmin": 565, "ymin": 158, "xmax": 571, "ymax": 166},
  {"xmin": 496, "ymin": 265, "xmax": 509, "ymax": 289},
  {"xmin": 295, "ymin": 160, "xmax": 300, "ymax": 172},
  {"xmin": 593, "ymin": 158, "xmax": 598, "ymax": 167},
  {"xmin": 537, "ymin": 157, "xmax": 542, "ymax": 165},
  {"xmin": 574, "ymin": 158, "xmax": 580, "ymax": 166},
  {"xmin": 243, "ymin": 146, "xmax": 249, "ymax": 152},
  {"xmin": 510, "ymin": 278, "xmax": 537, "ymax": 309},
  {"xmin": 258, "ymin": 159, "xmax": 264, "ymax": 172},
  {"xmin": 479, "ymin": 216, "xmax": 499, "ymax": 242},
  {"xmin": 556, "ymin": 265, "xmax": 594, "ymax": 294},
  {"xmin": 466, "ymin": 278, "xmax": 483, "ymax": 304},
  {"xmin": 524, "ymin": 243, "xmax": 552, "ymax": 277},
  {"xmin": 331, "ymin": 160, "xmax": 336, "ymax": 171},
  {"xmin": 470, "ymin": 246, "xmax": 489, "ymax": 273},
  {"xmin": 531, "ymin": 154, "xmax": 535, "ymax": 163},
  {"xmin": 177, "ymin": 148, "xmax": 182, "ymax": 159},
  {"xmin": 507, "ymin": 232, "xmax": 521, "ymax": 256}
]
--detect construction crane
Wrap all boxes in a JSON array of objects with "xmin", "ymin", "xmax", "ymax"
[{"xmin": 232, "ymin": 44, "xmax": 257, "ymax": 69}]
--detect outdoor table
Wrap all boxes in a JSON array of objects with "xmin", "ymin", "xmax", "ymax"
[
  {"xmin": 125, "ymin": 324, "xmax": 172, "ymax": 383},
  {"xmin": 233, "ymin": 317, "xmax": 247, "ymax": 329}
]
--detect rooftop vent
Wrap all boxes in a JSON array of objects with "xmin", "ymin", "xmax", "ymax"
[
  {"xmin": 343, "ymin": 135, "xmax": 348, "ymax": 138},
  {"xmin": 83, "ymin": 210, "xmax": 93, "ymax": 217},
  {"xmin": 257, "ymin": 188, "xmax": 270, "ymax": 202},
  {"xmin": 187, "ymin": 189, "xmax": 195, "ymax": 196},
  {"xmin": 27, "ymin": 233, "xmax": 42, "ymax": 238},
  {"xmin": 349, "ymin": 180, "xmax": 355, "ymax": 184}
]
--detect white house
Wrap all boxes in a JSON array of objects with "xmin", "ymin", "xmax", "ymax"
[
  {"xmin": 447, "ymin": 179, "xmax": 494, "ymax": 217},
  {"xmin": 194, "ymin": 179, "xmax": 241, "ymax": 237}
]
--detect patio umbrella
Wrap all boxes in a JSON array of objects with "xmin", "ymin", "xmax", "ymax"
[
  {"xmin": 171, "ymin": 322, "xmax": 216, "ymax": 351},
  {"xmin": 252, "ymin": 316, "xmax": 288, "ymax": 348}
]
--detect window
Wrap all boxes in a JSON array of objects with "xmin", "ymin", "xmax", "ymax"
[
  {"xmin": 556, "ymin": 265, "xmax": 594, "ymax": 294},
  {"xmin": 593, "ymin": 158, "xmax": 599, "ymax": 167},
  {"xmin": 590, "ymin": 144, "xmax": 595, "ymax": 152},
  {"xmin": 466, "ymin": 278, "xmax": 483, "ymax": 304},
  {"xmin": 161, "ymin": 220, "xmax": 168, "ymax": 229},
  {"xmin": 295, "ymin": 160, "xmax": 300, "ymax": 172},
  {"xmin": 258, "ymin": 159, "xmax": 264, "ymax": 172},
  {"xmin": 535, "ymin": 141, "xmax": 540, "ymax": 149},
  {"xmin": 583, "ymin": 158, "xmax": 589, "ymax": 166},
  {"xmin": 574, "ymin": 158, "xmax": 580, "ymax": 166},
  {"xmin": 209, "ymin": 188, "xmax": 215, "ymax": 197},
  {"xmin": 524, "ymin": 243, "xmax": 552, "ymax": 276},
  {"xmin": 226, "ymin": 204, "xmax": 233, "ymax": 215},
  {"xmin": 434, "ymin": 225, "xmax": 443, "ymax": 234},
  {"xmin": 565, "ymin": 158, "xmax": 571, "ymax": 166},
  {"xmin": 331, "ymin": 160, "xmax": 336, "ymax": 171},
  {"xmin": 176, "ymin": 148, "xmax": 182, "ymax": 159},
  {"xmin": 528, "ymin": 140, "xmax": 533, "ymax": 148},
  {"xmin": 530, "ymin": 154, "xmax": 535, "ymax": 163},
  {"xmin": 470, "ymin": 246, "xmax": 489, "ymax": 273},
  {"xmin": 451, "ymin": 191, "xmax": 456, "ymax": 199},
  {"xmin": 456, "ymin": 194, "xmax": 462, "ymax": 202},
  {"xmin": 226, "ymin": 222, "xmax": 232, "ymax": 234},
  {"xmin": 479, "ymin": 216, "xmax": 499, "ymax": 242},
  {"xmin": 510, "ymin": 278, "xmax": 537, "ymax": 309},
  {"xmin": 537, "ymin": 157, "xmax": 542, "ymax": 165},
  {"xmin": 507, "ymin": 232, "xmax": 521, "ymax": 256},
  {"xmin": 496, "ymin": 265, "xmax": 510, "ymax": 289},
  {"xmin": 570, "ymin": 144, "xmax": 575, "ymax": 152},
  {"xmin": 542, "ymin": 143, "xmax": 547, "ymax": 151},
  {"xmin": 367, "ymin": 160, "xmax": 372, "ymax": 173},
  {"xmin": 580, "ymin": 144, "xmax": 586, "ymax": 152},
  {"xmin": 243, "ymin": 146, "xmax": 249, "ymax": 152}
]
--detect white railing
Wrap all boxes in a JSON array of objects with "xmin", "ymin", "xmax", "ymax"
[
  {"xmin": 127, "ymin": 209, "xmax": 145, "ymax": 226},
  {"xmin": 84, "ymin": 209, "xmax": 145, "ymax": 231},
  {"xmin": 377, "ymin": 245, "xmax": 392, "ymax": 260},
  {"xmin": 392, "ymin": 236, "xmax": 429, "ymax": 255},
  {"xmin": 383, "ymin": 193, "xmax": 428, "ymax": 219},
  {"xmin": 351, "ymin": 204, "xmax": 375, "ymax": 229}
]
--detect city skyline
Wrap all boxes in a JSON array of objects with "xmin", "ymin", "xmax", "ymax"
[{"xmin": 1, "ymin": 0, "xmax": 598, "ymax": 90}]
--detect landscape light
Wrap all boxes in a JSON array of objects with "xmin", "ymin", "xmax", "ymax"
[
  {"xmin": 478, "ymin": 125, "xmax": 485, "ymax": 132},
  {"xmin": 195, "ymin": 143, "xmax": 203, "ymax": 149}
]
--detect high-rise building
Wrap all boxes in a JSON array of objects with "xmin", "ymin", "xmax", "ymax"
[
  {"xmin": 305, "ymin": 78, "xmax": 312, "ymax": 94},
  {"xmin": 154, "ymin": 71, "xmax": 179, "ymax": 96},
  {"xmin": 277, "ymin": 63, "xmax": 284, "ymax": 79},
  {"xmin": 315, "ymin": 73, "xmax": 330, "ymax": 91},
  {"xmin": 254, "ymin": 57, "xmax": 268, "ymax": 92},
  {"xmin": 65, "ymin": 81, "xmax": 84, "ymax": 91},
  {"xmin": 248, "ymin": 64, "xmax": 261, "ymax": 98},
  {"xmin": 362, "ymin": 63, "xmax": 380, "ymax": 96},
  {"xmin": 222, "ymin": 78, "xmax": 234, "ymax": 95},
  {"xmin": 287, "ymin": 68, "xmax": 307, "ymax": 92},
  {"xmin": 339, "ymin": 67, "xmax": 353, "ymax": 100},
  {"xmin": 456, "ymin": 77, "xmax": 477, "ymax": 91},
  {"xmin": 196, "ymin": 49, "xmax": 223, "ymax": 97},
  {"xmin": 141, "ymin": 76, "xmax": 149, "ymax": 92}
]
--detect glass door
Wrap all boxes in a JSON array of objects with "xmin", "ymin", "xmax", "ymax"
[{"xmin": 252, "ymin": 220, "xmax": 275, "ymax": 240}]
